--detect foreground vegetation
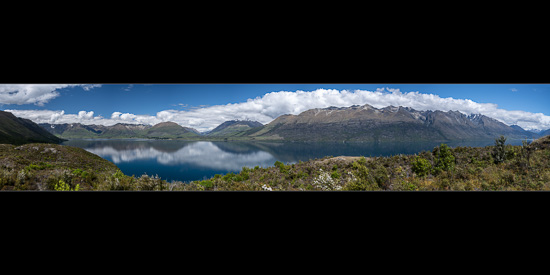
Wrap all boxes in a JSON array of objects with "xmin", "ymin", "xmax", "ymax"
[{"xmin": 1, "ymin": 135, "xmax": 549, "ymax": 191}]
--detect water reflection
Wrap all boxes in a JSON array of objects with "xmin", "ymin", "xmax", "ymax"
[
  {"xmin": 62, "ymin": 138, "xmax": 527, "ymax": 182},
  {"xmin": 65, "ymin": 140, "xmax": 276, "ymax": 171}
]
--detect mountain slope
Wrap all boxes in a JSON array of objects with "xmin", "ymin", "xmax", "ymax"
[
  {"xmin": 247, "ymin": 104, "xmax": 537, "ymax": 142},
  {"xmin": 207, "ymin": 120, "xmax": 263, "ymax": 137},
  {"xmin": 0, "ymin": 111, "xmax": 65, "ymax": 145}
]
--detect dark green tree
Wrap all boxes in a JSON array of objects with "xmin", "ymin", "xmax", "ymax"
[
  {"xmin": 432, "ymin": 143, "xmax": 455, "ymax": 175},
  {"xmin": 492, "ymin": 135, "xmax": 507, "ymax": 164}
]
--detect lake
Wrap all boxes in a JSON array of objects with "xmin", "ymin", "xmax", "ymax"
[{"xmin": 62, "ymin": 138, "xmax": 529, "ymax": 183}]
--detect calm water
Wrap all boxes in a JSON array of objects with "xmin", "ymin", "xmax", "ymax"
[{"xmin": 62, "ymin": 138, "xmax": 528, "ymax": 183}]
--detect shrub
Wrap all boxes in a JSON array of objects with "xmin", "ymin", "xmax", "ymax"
[
  {"xmin": 344, "ymin": 158, "xmax": 374, "ymax": 190},
  {"xmin": 373, "ymin": 165, "xmax": 389, "ymax": 189},
  {"xmin": 72, "ymin": 168, "xmax": 84, "ymax": 176},
  {"xmin": 392, "ymin": 180, "xmax": 418, "ymax": 191},
  {"xmin": 274, "ymin": 160, "xmax": 289, "ymax": 174},
  {"xmin": 54, "ymin": 179, "xmax": 79, "ymax": 191},
  {"xmin": 312, "ymin": 169, "xmax": 341, "ymax": 190},
  {"xmin": 198, "ymin": 180, "xmax": 213, "ymax": 189},
  {"xmin": 351, "ymin": 160, "xmax": 369, "ymax": 182},
  {"xmin": 412, "ymin": 156, "xmax": 431, "ymax": 177},
  {"xmin": 240, "ymin": 167, "xmax": 250, "ymax": 180},
  {"xmin": 113, "ymin": 170, "xmax": 126, "ymax": 180}
]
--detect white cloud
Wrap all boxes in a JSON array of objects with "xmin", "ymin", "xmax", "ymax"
[
  {"xmin": 110, "ymin": 112, "xmax": 123, "ymax": 119},
  {"xmin": 78, "ymin": 110, "xmax": 94, "ymax": 120},
  {"xmin": 122, "ymin": 84, "xmax": 134, "ymax": 91},
  {"xmin": 49, "ymin": 110, "xmax": 65, "ymax": 124},
  {"xmin": 0, "ymin": 84, "xmax": 101, "ymax": 106},
  {"xmin": 5, "ymin": 88, "xmax": 550, "ymax": 131},
  {"xmin": 82, "ymin": 84, "xmax": 102, "ymax": 91}
]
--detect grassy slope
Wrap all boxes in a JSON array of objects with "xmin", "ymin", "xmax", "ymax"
[{"xmin": 0, "ymin": 143, "xmax": 119, "ymax": 190}]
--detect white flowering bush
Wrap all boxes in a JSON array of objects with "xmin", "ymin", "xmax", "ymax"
[
  {"xmin": 262, "ymin": 184, "xmax": 273, "ymax": 191},
  {"xmin": 312, "ymin": 169, "xmax": 342, "ymax": 190}
]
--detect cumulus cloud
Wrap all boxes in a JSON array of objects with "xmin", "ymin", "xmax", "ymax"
[
  {"xmin": 78, "ymin": 110, "xmax": 94, "ymax": 120},
  {"xmin": 6, "ymin": 109, "xmax": 103, "ymax": 125},
  {"xmin": 49, "ymin": 110, "xmax": 65, "ymax": 124},
  {"xmin": 0, "ymin": 84, "xmax": 101, "ymax": 106},
  {"xmin": 5, "ymin": 88, "xmax": 550, "ymax": 131}
]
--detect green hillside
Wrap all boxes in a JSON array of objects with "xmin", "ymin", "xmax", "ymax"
[{"xmin": 0, "ymin": 111, "xmax": 65, "ymax": 145}]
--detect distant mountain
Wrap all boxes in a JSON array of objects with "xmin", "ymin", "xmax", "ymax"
[
  {"xmin": 0, "ymin": 110, "xmax": 65, "ymax": 145},
  {"xmin": 101, "ymin": 123, "xmax": 152, "ymax": 138},
  {"xmin": 40, "ymin": 123, "xmax": 108, "ymax": 138},
  {"xmin": 244, "ymin": 104, "xmax": 538, "ymax": 142},
  {"xmin": 510, "ymin": 125, "xmax": 539, "ymax": 139},
  {"xmin": 206, "ymin": 120, "xmax": 263, "ymax": 137},
  {"xmin": 540, "ymin": 129, "xmax": 550, "ymax": 137},
  {"xmin": 39, "ymin": 122, "xmax": 200, "ymax": 139},
  {"xmin": 39, "ymin": 123, "xmax": 149, "ymax": 138},
  {"xmin": 144, "ymin": 122, "xmax": 200, "ymax": 138},
  {"xmin": 37, "ymin": 106, "xmax": 544, "ymax": 142}
]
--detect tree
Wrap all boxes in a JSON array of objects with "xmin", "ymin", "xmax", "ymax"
[
  {"xmin": 432, "ymin": 143, "xmax": 455, "ymax": 175},
  {"xmin": 492, "ymin": 135, "xmax": 507, "ymax": 164}
]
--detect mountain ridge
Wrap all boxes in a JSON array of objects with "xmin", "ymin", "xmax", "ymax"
[
  {"xmin": 36, "ymin": 105, "xmax": 549, "ymax": 141},
  {"xmin": 39, "ymin": 121, "xmax": 201, "ymax": 139},
  {"xmin": 0, "ymin": 110, "xmax": 65, "ymax": 145},
  {"xmin": 244, "ymin": 104, "xmax": 540, "ymax": 142}
]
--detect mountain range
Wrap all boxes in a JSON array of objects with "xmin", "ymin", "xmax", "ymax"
[
  {"xmin": 8, "ymin": 104, "xmax": 549, "ymax": 142},
  {"xmin": 243, "ymin": 104, "xmax": 542, "ymax": 142},
  {"xmin": 38, "ymin": 121, "xmax": 201, "ymax": 139}
]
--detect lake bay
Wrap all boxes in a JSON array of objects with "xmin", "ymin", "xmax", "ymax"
[{"xmin": 62, "ymin": 138, "xmax": 528, "ymax": 183}]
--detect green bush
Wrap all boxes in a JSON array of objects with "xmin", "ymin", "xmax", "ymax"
[
  {"xmin": 274, "ymin": 160, "xmax": 289, "ymax": 174},
  {"xmin": 373, "ymin": 165, "xmax": 389, "ymax": 189},
  {"xmin": 113, "ymin": 170, "xmax": 126, "ymax": 180},
  {"xmin": 240, "ymin": 167, "xmax": 250, "ymax": 180},
  {"xmin": 351, "ymin": 160, "xmax": 368, "ymax": 181},
  {"xmin": 198, "ymin": 180, "xmax": 213, "ymax": 189},
  {"xmin": 412, "ymin": 157, "xmax": 431, "ymax": 177},
  {"xmin": 345, "ymin": 158, "xmax": 374, "ymax": 190},
  {"xmin": 54, "ymin": 179, "xmax": 79, "ymax": 191}
]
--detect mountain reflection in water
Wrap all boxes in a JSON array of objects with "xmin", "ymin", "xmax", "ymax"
[{"xmin": 62, "ymin": 138, "xmax": 527, "ymax": 183}]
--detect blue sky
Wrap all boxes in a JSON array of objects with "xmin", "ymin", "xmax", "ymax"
[{"xmin": 1, "ymin": 84, "xmax": 549, "ymax": 131}]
